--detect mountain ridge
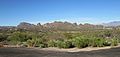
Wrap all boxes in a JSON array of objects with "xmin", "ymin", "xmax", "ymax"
[
  {"xmin": 1, "ymin": 21, "xmax": 120, "ymax": 31},
  {"xmin": 102, "ymin": 21, "xmax": 120, "ymax": 27}
]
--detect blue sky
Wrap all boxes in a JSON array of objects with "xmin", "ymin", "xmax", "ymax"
[{"xmin": 0, "ymin": 0, "xmax": 120, "ymax": 26}]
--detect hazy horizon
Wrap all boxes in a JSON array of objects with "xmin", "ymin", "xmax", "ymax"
[{"xmin": 0, "ymin": 0, "xmax": 120, "ymax": 26}]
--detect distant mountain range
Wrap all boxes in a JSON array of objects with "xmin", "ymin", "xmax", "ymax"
[
  {"xmin": 16, "ymin": 21, "xmax": 120, "ymax": 27},
  {"xmin": 0, "ymin": 21, "xmax": 120, "ymax": 31},
  {"xmin": 102, "ymin": 21, "xmax": 120, "ymax": 27}
]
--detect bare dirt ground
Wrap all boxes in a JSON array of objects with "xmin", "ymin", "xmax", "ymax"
[
  {"xmin": 0, "ymin": 47, "xmax": 120, "ymax": 57},
  {"xmin": 39, "ymin": 46, "xmax": 117, "ymax": 52}
]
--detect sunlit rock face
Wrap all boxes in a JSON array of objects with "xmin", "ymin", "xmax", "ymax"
[
  {"xmin": 17, "ymin": 22, "xmax": 35, "ymax": 30},
  {"xmin": 43, "ymin": 21, "xmax": 78, "ymax": 30},
  {"xmin": 16, "ymin": 21, "xmax": 104, "ymax": 31}
]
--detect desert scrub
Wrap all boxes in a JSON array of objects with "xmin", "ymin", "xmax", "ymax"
[
  {"xmin": 111, "ymin": 38, "xmax": 119, "ymax": 46},
  {"xmin": 71, "ymin": 37, "xmax": 89, "ymax": 48},
  {"xmin": 47, "ymin": 40, "xmax": 57, "ymax": 47},
  {"xmin": 91, "ymin": 38, "xmax": 106, "ymax": 47},
  {"xmin": 55, "ymin": 40, "xmax": 72, "ymax": 48},
  {"xmin": 103, "ymin": 39, "xmax": 111, "ymax": 46}
]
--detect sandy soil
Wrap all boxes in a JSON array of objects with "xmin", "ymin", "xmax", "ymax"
[
  {"xmin": 38, "ymin": 46, "xmax": 114, "ymax": 52},
  {"xmin": 0, "ymin": 47, "xmax": 120, "ymax": 57},
  {"xmin": 34, "ymin": 45, "xmax": 120, "ymax": 52}
]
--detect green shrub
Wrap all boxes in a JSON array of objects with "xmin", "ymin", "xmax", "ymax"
[
  {"xmin": 47, "ymin": 40, "xmax": 57, "ymax": 47},
  {"xmin": 55, "ymin": 40, "xmax": 72, "ymax": 48},
  {"xmin": 111, "ymin": 38, "xmax": 119, "ymax": 46},
  {"xmin": 91, "ymin": 38, "xmax": 106, "ymax": 47},
  {"xmin": 71, "ymin": 37, "xmax": 89, "ymax": 48},
  {"xmin": 26, "ymin": 39, "xmax": 34, "ymax": 47},
  {"xmin": 20, "ymin": 42, "xmax": 28, "ymax": 47},
  {"xmin": 39, "ymin": 44, "xmax": 47, "ymax": 48},
  {"xmin": 103, "ymin": 39, "xmax": 111, "ymax": 46}
]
